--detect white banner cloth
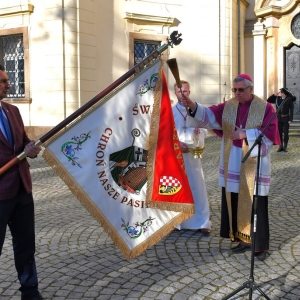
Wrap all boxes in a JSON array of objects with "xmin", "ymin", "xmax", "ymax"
[{"xmin": 43, "ymin": 60, "xmax": 190, "ymax": 259}]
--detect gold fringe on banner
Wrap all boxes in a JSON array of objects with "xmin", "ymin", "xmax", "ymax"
[{"xmin": 42, "ymin": 99, "xmax": 190, "ymax": 260}]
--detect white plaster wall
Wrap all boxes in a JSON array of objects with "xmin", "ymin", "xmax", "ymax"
[
  {"xmin": 0, "ymin": 0, "xmax": 246, "ymax": 128},
  {"xmin": 28, "ymin": 0, "xmax": 97, "ymax": 126},
  {"xmin": 96, "ymin": 0, "xmax": 128, "ymax": 93},
  {"xmin": 166, "ymin": 0, "xmax": 235, "ymax": 106}
]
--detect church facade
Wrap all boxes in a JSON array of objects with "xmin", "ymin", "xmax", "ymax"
[
  {"xmin": 0, "ymin": 0, "xmax": 299, "ymax": 138},
  {"xmin": 254, "ymin": 0, "xmax": 300, "ymax": 120}
]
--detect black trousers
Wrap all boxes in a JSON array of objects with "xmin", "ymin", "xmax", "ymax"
[
  {"xmin": 0, "ymin": 183, "xmax": 39, "ymax": 297},
  {"xmin": 220, "ymin": 187, "xmax": 269, "ymax": 251},
  {"xmin": 278, "ymin": 121, "xmax": 290, "ymax": 144}
]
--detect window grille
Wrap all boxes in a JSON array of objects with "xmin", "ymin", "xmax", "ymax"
[
  {"xmin": 134, "ymin": 40, "xmax": 161, "ymax": 66},
  {"xmin": 0, "ymin": 34, "xmax": 25, "ymax": 98}
]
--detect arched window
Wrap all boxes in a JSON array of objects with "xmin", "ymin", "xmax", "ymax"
[{"xmin": 291, "ymin": 13, "xmax": 300, "ymax": 39}]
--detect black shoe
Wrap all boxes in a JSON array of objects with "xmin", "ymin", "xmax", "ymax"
[
  {"xmin": 21, "ymin": 292, "xmax": 44, "ymax": 300},
  {"xmin": 198, "ymin": 228, "xmax": 210, "ymax": 236},
  {"xmin": 277, "ymin": 145, "xmax": 283, "ymax": 152},
  {"xmin": 255, "ymin": 251, "xmax": 268, "ymax": 261},
  {"xmin": 231, "ymin": 242, "xmax": 251, "ymax": 254}
]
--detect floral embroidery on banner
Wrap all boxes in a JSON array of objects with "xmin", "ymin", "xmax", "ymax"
[
  {"xmin": 121, "ymin": 217, "xmax": 156, "ymax": 239},
  {"xmin": 61, "ymin": 132, "xmax": 91, "ymax": 168}
]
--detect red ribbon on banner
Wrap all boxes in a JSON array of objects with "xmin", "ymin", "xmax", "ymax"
[{"xmin": 149, "ymin": 70, "xmax": 194, "ymax": 211}]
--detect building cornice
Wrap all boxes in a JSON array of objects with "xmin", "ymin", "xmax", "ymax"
[
  {"xmin": 123, "ymin": 1, "xmax": 179, "ymax": 26},
  {"xmin": 123, "ymin": 12, "xmax": 176, "ymax": 25},
  {"xmin": 0, "ymin": 4, "xmax": 34, "ymax": 17},
  {"xmin": 241, "ymin": 0, "xmax": 249, "ymax": 8},
  {"xmin": 255, "ymin": 0, "xmax": 300, "ymax": 18}
]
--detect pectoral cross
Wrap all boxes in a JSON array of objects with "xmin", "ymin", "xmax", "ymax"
[
  {"xmin": 175, "ymin": 105, "xmax": 188, "ymax": 133},
  {"xmin": 182, "ymin": 120, "xmax": 188, "ymax": 133}
]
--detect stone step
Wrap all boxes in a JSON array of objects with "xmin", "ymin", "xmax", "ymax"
[
  {"xmin": 290, "ymin": 130, "xmax": 300, "ymax": 136},
  {"xmin": 290, "ymin": 122, "xmax": 300, "ymax": 136}
]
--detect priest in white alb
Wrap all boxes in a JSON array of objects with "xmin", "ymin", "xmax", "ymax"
[{"xmin": 172, "ymin": 80, "xmax": 211, "ymax": 235}]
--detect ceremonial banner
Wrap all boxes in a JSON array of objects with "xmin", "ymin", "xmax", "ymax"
[
  {"xmin": 43, "ymin": 59, "xmax": 194, "ymax": 259},
  {"xmin": 146, "ymin": 71, "xmax": 194, "ymax": 210}
]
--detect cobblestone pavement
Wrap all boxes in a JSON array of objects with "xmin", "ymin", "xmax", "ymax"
[{"xmin": 1, "ymin": 136, "xmax": 300, "ymax": 300}]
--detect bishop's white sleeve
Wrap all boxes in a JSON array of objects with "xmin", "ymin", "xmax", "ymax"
[
  {"xmin": 246, "ymin": 129, "xmax": 274, "ymax": 157},
  {"xmin": 194, "ymin": 103, "xmax": 222, "ymax": 130}
]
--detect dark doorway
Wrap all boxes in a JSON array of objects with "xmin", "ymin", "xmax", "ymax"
[{"xmin": 285, "ymin": 44, "xmax": 300, "ymax": 121}]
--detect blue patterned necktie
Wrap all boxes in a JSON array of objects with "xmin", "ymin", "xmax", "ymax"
[{"xmin": 0, "ymin": 106, "xmax": 13, "ymax": 145}]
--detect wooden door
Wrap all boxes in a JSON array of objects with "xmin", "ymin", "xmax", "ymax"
[{"xmin": 285, "ymin": 44, "xmax": 300, "ymax": 121}]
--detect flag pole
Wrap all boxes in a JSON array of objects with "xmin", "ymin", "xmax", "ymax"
[{"xmin": 0, "ymin": 31, "xmax": 182, "ymax": 176}]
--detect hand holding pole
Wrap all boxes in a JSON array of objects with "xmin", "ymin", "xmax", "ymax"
[{"xmin": 166, "ymin": 58, "xmax": 190, "ymax": 116}]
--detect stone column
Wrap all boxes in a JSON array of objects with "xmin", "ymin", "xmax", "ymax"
[
  {"xmin": 265, "ymin": 16, "xmax": 279, "ymax": 98},
  {"xmin": 252, "ymin": 18, "xmax": 267, "ymax": 99}
]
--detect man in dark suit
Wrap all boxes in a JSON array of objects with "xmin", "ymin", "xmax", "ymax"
[
  {"xmin": 0, "ymin": 65, "xmax": 43, "ymax": 300},
  {"xmin": 267, "ymin": 88, "xmax": 296, "ymax": 152}
]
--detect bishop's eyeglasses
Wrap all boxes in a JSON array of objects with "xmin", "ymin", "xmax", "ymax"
[{"xmin": 231, "ymin": 86, "xmax": 250, "ymax": 93}]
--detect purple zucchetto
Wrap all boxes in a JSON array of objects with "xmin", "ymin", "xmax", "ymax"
[{"xmin": 236, "ymin": 73, "xmax": 253, "ymax": 83}]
